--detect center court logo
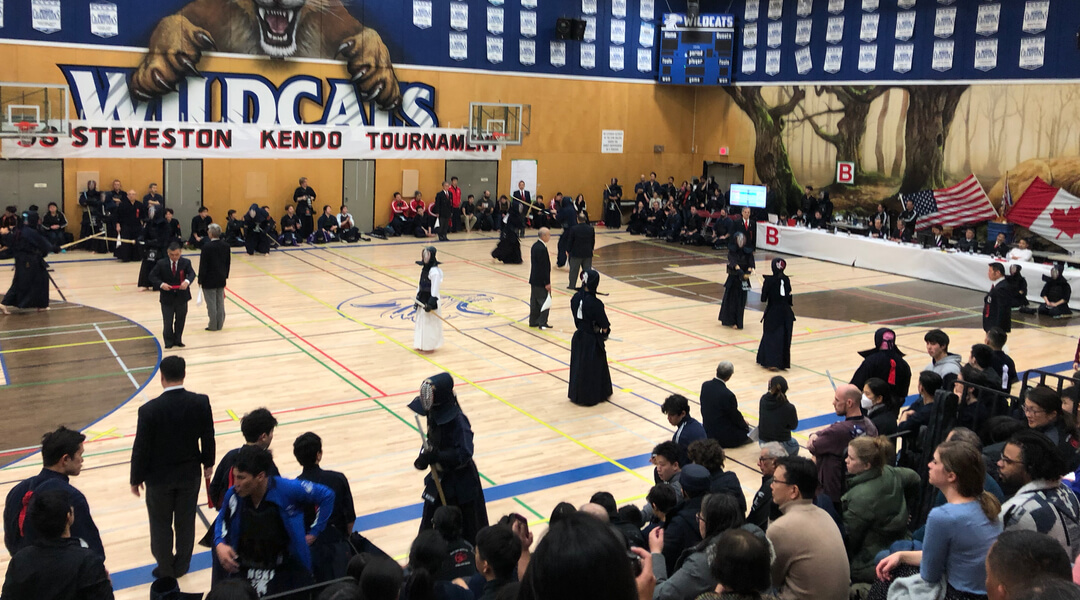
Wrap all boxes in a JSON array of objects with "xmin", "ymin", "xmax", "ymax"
[{"xmin": 339, "ymin": 289, "xmax": 529, "ymax": 331}]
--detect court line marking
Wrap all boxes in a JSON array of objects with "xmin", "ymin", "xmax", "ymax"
[
  {"xmin": 0, "ymin": 334, "xmax": 156, "ymax": 355},
  {"xmin": 0, "ymin": 323, "xmax": 140, "ymax": 342},
  {"xmin": 0, "ymin": 319, "xmax": 129, "ymax": 337},
  {"xmin": 94, "ymin": 324, "xmax": 141, "ymax": 389},
  {"xmin": 0, "ymin": 333, "xmax": 8, "ymax": 386},
  {"xmin": 238, "ymin": 250, "xmax": 651, "ymax": 483}
]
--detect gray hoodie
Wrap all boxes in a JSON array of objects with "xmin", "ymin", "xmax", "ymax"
[{"xmin": 923, "ymin": 353, "xmax": 962, "ymax": 379}]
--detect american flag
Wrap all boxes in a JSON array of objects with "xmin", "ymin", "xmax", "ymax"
[
  {"xmin": 1001, "ymin": 172, "xmax": 1013, "ymax": 216},
  {"xmin": 909, "ymin": 174, "xmax": 998, "ymax": 231}
]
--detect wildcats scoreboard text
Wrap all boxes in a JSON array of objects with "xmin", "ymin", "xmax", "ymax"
[{"xmin": 659, "ymin": 13, "xmax": 735, "ymax": 85}]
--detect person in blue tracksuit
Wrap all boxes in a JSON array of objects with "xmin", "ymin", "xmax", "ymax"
[{"xmin": 212, "ymin": 445, "xmax": 335, "ymax": 597}]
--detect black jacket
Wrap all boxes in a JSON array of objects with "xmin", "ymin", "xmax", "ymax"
[
  {"xmin": 435, "ymin": 191, "xmax": 453, "ymax": 217},
  {"xmin": 208, "ymin": 447, "xmax": 280, "ymax": 510},
  {"xmin": 293, "ymin": 186, "xmax": 316, "ymax": 216},
  {"xmin": 130, "ymin": 388, "xmax": 215, "ymax": 486},
  {"xmin": 758, "ymin": 392, "xmax": 799, "ymax": 443},
  {"xmin": 983, "ymin": 280, "xmax": 1012, "ymax": 333},
  {"xmin": 661, "ymin": 496, "xmax": 704, "ymax": 573},
  {"xmin": 708, "ymin": 469, "xmax": 746, "ymax": 515},
  {"xmin": 566, "ymin": 223, "xmax": 595, "ymax": 258},
  {"xmin": 148, "ymin": 256, "xmax": 196, "ymax": 303},
  {"xmin": 298, "ymin": 466, "xmax": 356, "ymax": 542},
  {"xmin": 198, "ymin": 239, "xmax": 231, "ymax": 289},
  {"xmin": 1, "ymin": 537, "xmax": 113, "ymax": 600},
  {"xmin": 529, "ymin": 240, "xmax": 550, "ymax": 286},
  {"xmin": 730, "ymin": 217, "xmax": 756, "ymax": 248},
  {"xmin": 699, "ymin": 378, "xmax": 750, "ymax": 448},
  {"xmin": 3, "ymin": 469, "xmax": 105, "ymax": 560}
]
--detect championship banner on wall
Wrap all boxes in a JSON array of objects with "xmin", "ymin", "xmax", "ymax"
[{"xmin": 1, "ymin": 121, "xmax": 503, "ymax": 160}]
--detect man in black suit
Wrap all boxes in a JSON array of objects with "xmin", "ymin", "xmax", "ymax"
[
  {"xmin": 434, "ymin": 181, "xmax": 453, "ymax": 241},
  {"xmin": 529, "ymin": 228, "xmax": 552, "ymax": 329},
  {"xmin": 984, "ymin": 262, "xmax": 1012, "ymax": 333},
  {"xmin": 730, "ymin": 206, "xmax": 756, "ymax": 250},
  {"xmin": 512, "ymin": 180, "xmax": 530, "ymax": 237},
  {"xmin": 130, "ymin": 355, "xmax": 215, "ymax": 579},
  {"xmin": 149, "ymin": 242, "xmax": 196, "ymax": 349},
  {"xmin": 198, "ymin": 224, "xmax": 231, "ymax": 332},
  {"xmin": 565, "ymin": 215, "xmax": 595, "ymax": 290},
  {"xmin": 699, "ymin": 361, "xmax": 752, "ymax": 448}
]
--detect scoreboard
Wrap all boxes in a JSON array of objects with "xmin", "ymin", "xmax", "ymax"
[{"xmin": 658, "ymin": 13, "xmax": 735, "ymax": 85}]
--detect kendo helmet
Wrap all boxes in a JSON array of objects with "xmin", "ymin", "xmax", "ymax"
[
  {"xmin": 771, "ymin": 258, "xmax": 787, "ymax": 274},
  {"xmin": 407, "ymin": 372, "xmax": 461, "ymax": 424},
  {"xmin": 579, "ymin": 269, "xmax": 601, "ymax": 293},
  {"xmin": 416, "ymin": 246, "xmax": 440, "ymax": 267},
  {"xmin": 858, "ymin": 327, "xmax": 904, "ymax": 358}
]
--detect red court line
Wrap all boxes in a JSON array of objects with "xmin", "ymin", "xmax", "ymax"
[{"xmin": 225, "ymin": 287, "xmax": 387, "ymax": 396}]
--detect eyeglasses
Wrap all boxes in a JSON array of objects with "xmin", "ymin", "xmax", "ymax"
[
  {"xmin": 695, "ymin": 513, "xmax": 704, "ymax": 522},
  {"xmin": 757, "ymin": 457, "xmax": 776, "ymax": 464},
  {"xmin": 772, "ymin": 478, "xmax": 791, "ymax": 486},
  {"xmin": 998, "ymin": 454, "xmax": 1022, "ymax": 466},
  {"xmin": 1023, "ymin": 406, "xmax": 1046, "ymax": 416}
]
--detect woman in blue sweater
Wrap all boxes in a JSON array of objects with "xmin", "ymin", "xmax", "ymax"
[{"xmin": 874, "ymin": 441, "xmax": 1002, "ymax": 600}]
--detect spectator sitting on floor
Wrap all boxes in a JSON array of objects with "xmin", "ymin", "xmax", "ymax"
[
  {"xmin": 985, "ymin": 530, "xmax": 1072, "ymax": 600},
  {"xmin": 758, "ymin": 376, "xmax": 800, "ymax": 456},
  {"xmin": 687, "ymin": 439, "xmax": 746, "ymax": 515},
  {"xmin": 766, "ymin": 456, "xmax": 850, "ymax": 600},
  {"xmin": 661, "ymin": 394, "xmax": 707, "ymax": 464},
  {"xmin": 997, "ymin": 430, "xmax": 1080, "ymax": 561}
]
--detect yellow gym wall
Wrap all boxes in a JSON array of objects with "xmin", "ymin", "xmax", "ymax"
[{"xmin": 0, "ymin": 42, "xmax": 743, "ymax": 230}]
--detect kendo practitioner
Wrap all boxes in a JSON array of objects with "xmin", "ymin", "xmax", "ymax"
[
  {"xmin": 414, "ymin": 246, "xmax": 444, "ymax": 352},
  {"xmin": 189, "ymin": 206, "xmax": 212, "ymax": 248},
  {"xmin": 102, "ymin": 181, "xmax": 125, "ymax": 253},
  {"xmin": 718, "ymin": 232, "xmax": 755, "ymax": 330},
  {"xmin": 626, "ymin": 200, "xmax": 648, "ymax": 235},
  {"xmin": 849, "ymin": 327, "xmax": 912, "ymax": 414},
  {"xmin": 279, "ymin": 205, "xmax": 299, "ymax": 246},
  {"xmin": 293, "ymin": 177, "xmax": 316, "ymax": 239},
  {"xmin": 1037, "ymin": 263, "xmax": 1072, "ymax": 318},
  {"xmin": 1005, "ymin": 264, "xmax": 1030, "ymax": 310},
  {"xmin": 897, "ymin": 198, "xmax": 917, "ymax": 242},
  {"xmin": 984, "ymin": 262, "xmax": 1012, "ymax": 333},
  {"xmin": 491, "ymin": 207, "xmax": 523, "ymax": 264},
  {"xmin": 224, "ymin": 210, "xmax": 245, "ymax": 247},
  {"xmin": 660, "ymin": 204, "xmax": 683, "ymax": 242},
  {"xmin": 337, "ymin": 206, "xmax": 361, "ymax": 242},
  {"xmin": 574, "ymin": 193, "xmax": 590, "ymax": 224},
  {"xmin": 556, "ymin": 196, "xmax": 577, "ymax": 267},
  {"xmin": 137, "ymin": 206, "xmax": 171, "ymax": 290},
  {"xmin": 434, "ymin": 181, "xmax": 453, "ymax": 242},
  {"xmin": 568, "ymin": 269, "xmax": 613, "ymax": 406},
  {"xmin": 409, "ymin": 373, "xmax": 489, "ymax": 544},
  {"xmin": 243, "ymin": 204, "xmax": 271, "ymax": 255},
  {"xmin": 164, "ymin": 209, "xmax": 183, "ymax": 247},
  {"xmin": 77, "ymin": 180, "xmax": 106, "ymax": 253},
  {"xmin": 603, "ymin": 178, "xmax": 623, "ymax": 229},
  {"xmin": 1, "ymin": 212, "xmax": 53, "ymax": 314},
  {"xmin": 314, "ymin": 205, "xmax": 338, "ymax": 244},
  {"xmin": 112, "ymin": 190, "xmax": 141, "ymax": 262},
  {"xmin": 757, "ymin": 258, "xmax": 795, "ymax": 371}
]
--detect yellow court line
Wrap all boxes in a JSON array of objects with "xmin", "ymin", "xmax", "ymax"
[
  {"xmin": 87, "ymin": 428, "xmax": 118, "ymax": 442},
  {"xmin": 226, "ymin": 410, "xmax": 240, "ymax": 422},
  {"xmin": 240, "ymin": 252, "xmax": 651, "ymax": 483},
  {"xmin": 0, "ymin": 335, "xmax": 155, "ymax": 355}
]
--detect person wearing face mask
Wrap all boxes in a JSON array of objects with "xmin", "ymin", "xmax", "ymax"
[
  {"xmin": 414, "ymin": 247, "xmax": 444, "ymax": 352},
  {"xmin": 850, "ymin": 328, "xmax": 912, "ymax": 414},
  {"xmin": 757, "ymin": 258, "xmax": 795, "ymax": 371},
  {"xmin": 1037, "ymin": 264, "xmax": 1072, "ymax": 318},
  {"xmin": 862, "ymin": 377, "xmax": 897, "ymax": 438}
]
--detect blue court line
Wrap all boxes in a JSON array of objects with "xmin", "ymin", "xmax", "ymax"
[
  {"xmin": 0, "ymin": 333, "xmax": 9, "ymax": 386},
  {"xmin": 108, "ymin": 361, "xmax": 1078, "ymax": 591}
]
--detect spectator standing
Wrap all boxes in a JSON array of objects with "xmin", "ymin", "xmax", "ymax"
[{"xmin": 198, "ymin": 223, "xmax": 230, "ymax": 331}]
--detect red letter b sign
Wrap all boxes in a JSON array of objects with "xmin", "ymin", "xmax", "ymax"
[{"xmin": 836, "ymin": 161, "xmax": 855, "ymax": 184}]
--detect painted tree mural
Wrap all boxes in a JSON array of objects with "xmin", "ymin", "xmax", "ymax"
[
  {"xmin": 898, "ymin": 85, "xmax": 968, "ymax": 194},
  {"xmin": 723, "ymin": 85, "xmax": 806, "ymax": 212}
]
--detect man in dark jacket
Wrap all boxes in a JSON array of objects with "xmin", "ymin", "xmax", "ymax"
[
  {"xmin": 556, "ymin": 196, "xmax": 576, "ymax": 267},
  {"xmin": 434, "ymin": 181, "xmax": 453, "ymax": 241},
  {"xmin": 130, "ymin": 355, "xmax": 215, "ymax": 579},
  {"xmin": 1, "ymin": 489, "xmax": 114, "ymax": 600},
  {"xmin": 4, "ymin": 427, "xmax": 104, "ymax": 561},
  {"xmin": 660, "ymin": 464, "xmax": 710, "ymax": 572},
  {"xmin": 198, "ymin": 223, "xmax": 231, "ymax": 332},
  {"xmin": 688, "ymin": 439, "xmax": 746, "ymax": 514},
  {"xmin": 148, "ymin": 243, "xmax": 196, "ymax": 349},
  {"xmin": 699, "ymin": 361, "xmax": 751, "ymax": 448},
  {"xmin": 985, "ymin": 262, "xmax": 1013, "ymax": 333},
  {"xmin": 293, "ymin": 432, "xmax": 356, "ymax": 583},
  {"xmin": 565, "ymin": 215, "xmax": 594, "ymax": 290},
  {"xmin": 661, "ymin": 394, "xmax": 707, "ymax": 465},
  {"xmin": 529, "ymin": 228, "xmax": 552, "ymax": 329}
]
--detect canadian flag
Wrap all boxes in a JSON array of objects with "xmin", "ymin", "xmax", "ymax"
[{"xmin": 1008, "ymin": 177, "xmax": 1080, "ymax": 254}]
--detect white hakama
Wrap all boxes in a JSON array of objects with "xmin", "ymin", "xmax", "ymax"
[{"xmin": 414, "ymin": 266, "xmax": 444, "ymax": 351}]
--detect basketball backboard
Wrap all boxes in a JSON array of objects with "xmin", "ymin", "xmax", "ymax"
[
  {"xmin": 0, "ymin": 83, "xmax": 70, "ymax": 138},
  {"xmin": 468, "ymin": 102, "xmax": 530, "ymax": 146}
]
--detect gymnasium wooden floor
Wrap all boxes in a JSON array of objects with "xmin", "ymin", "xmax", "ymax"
[{"xmin": 0, "ymin": 228, "xmax": 1076, "ymax": 599}]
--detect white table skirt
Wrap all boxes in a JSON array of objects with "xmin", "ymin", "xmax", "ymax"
[{"xmin": 757, "ymin": 223, "xmax": 1080, "ymax": 310}]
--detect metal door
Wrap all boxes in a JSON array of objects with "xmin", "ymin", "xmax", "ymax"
[
  {"xmin": 164, "ymin": 160, "xmax": 202, "ymax": 229},
  {"xmin": 445, "ymin": 160, "xmax": 499, "ymax": 203},
  {"xmin": 342, "ymin": 159, "xmax": 375, "ymax": 230},
  {"xmin": 703, "ymin": 162, "xmax": 745, "ymax": 195},
  {"xmin": 0, "ymin": 159, "xmax": 63, "ymax": 213}
]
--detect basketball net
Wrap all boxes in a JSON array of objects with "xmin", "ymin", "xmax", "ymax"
[{"xmin": 16, "ymin": 121, "xmax": 36, "ymax": 147}]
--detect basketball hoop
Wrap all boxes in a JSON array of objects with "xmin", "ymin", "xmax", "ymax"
[
  {"xmin": 15, "ymin": 121, "xmax": 36, "ymax": 147},
  {"xmin": 490, "ymin": 132, "xmax": 509, "ymax": 143}
]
